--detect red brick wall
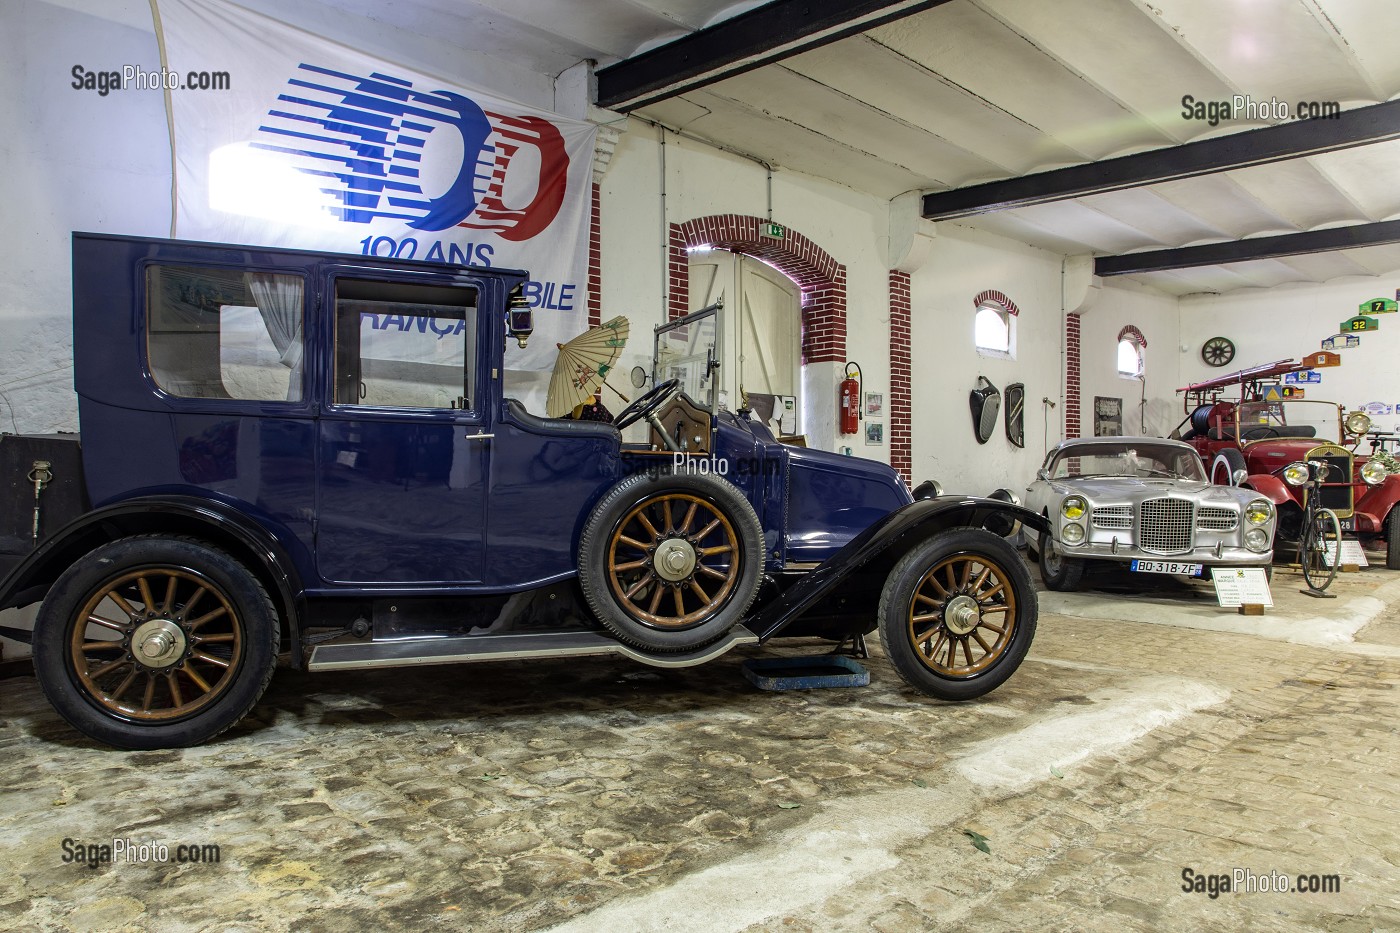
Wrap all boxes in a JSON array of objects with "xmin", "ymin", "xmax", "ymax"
[
  {"xmin": 889, "ymin": 271, "xmax": 912, "ymax": 488},
  {"xmin": 1117, "ymin": 323, "xmax": 1146, "ymax": 348},
  {"xmin": 1065, "ymin": 312, "xmax": 1081, "ymax": 440},
  {"xmin": 667, "ymin": 215, "xmax": 846, "ymax": 364},
  {"xmin": 587, "ymin": 182, "xmax": 601, "ymax": 328}
]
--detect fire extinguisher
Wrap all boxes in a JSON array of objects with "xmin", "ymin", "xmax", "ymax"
[{"xmin": 840, "ymin": 361, "xmax": 862, "ymax": 435}]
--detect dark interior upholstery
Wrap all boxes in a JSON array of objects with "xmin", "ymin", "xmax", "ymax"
[{"xmin": 503, "ymin": 398, "xmax": 619, "ymax": 440}]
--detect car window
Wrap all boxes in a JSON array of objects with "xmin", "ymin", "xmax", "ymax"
[
  {"xmin": 333, "ymin": 279, "xmax": 478, "ymax": 410},
  {"xmin": 146, "ymin": 265, "xmax": 305, "ymax": 402},
  {"xmin": 1051, "ymin": 445, "xmax": 1205, "ymax": 481}
]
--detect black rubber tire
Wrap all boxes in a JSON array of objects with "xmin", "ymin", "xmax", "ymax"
[
  {"xmin": 1388, "ymin": 514, "xmax": 1400, "ymax": 571},
  {"xmin": 877, "ymin": 528, "xmax": 1037, "ymax": 701},
  {"xmin": 1300, "ymin": 509, "xmax": 1341, "ymax": 592},
  {"xmin": 578, "ymin": 470, "xmax": 764, "ymax": 651},
  {"xmin": 1211, "ymin": 448, "xmax": 1247, "ymax": 487},
  {"xmin": 1038, "ymin": 531, "xmax": 1085, "ymax": 591},
  {"xmin": 32, "ymin": 536, "xmax": 279, "ymax": 749}
]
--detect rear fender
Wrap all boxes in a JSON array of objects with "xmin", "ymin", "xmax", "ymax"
[
  {"xmin": 746, "ymin": 497, "xmax": 1047, "ymax": 642},
  {"xmin": 0, "ymin": 496, "xmax": 306, "ymax": 666}
]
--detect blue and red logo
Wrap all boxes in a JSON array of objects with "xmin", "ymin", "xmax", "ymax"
[{"xmin": 253, "ymin": 64, "xmax": 569, "ymax": 239}]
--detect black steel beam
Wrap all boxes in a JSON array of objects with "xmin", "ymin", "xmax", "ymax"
[
  {"xmin": 596, "ymin": 0, "xmax": 949, "ymax": 112},
  {"xmin": 923, "ymin": 99, "xmax": 1400, "ymax": 221},
  {"xmin": 1094, "ymin": 220, "xmax": 1400, "ymax": 276}
]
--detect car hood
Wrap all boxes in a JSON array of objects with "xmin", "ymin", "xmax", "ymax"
[{"xmin": 1041, "ymin": 477, "xmax": 1259, "ymax": 505}]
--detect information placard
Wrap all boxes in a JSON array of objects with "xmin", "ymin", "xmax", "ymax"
[
  {"xmin": 1212, "ymin": 568, "xmax": 1273, "ymax": 608},
  {"xmin": 1323, "ymin": 539, "xmax": 1368, "ymax": 568}
]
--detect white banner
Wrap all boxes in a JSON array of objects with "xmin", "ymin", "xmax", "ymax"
[{"xmin": 158, "ymin": 0, "xmax": 598, "ymax": 370}]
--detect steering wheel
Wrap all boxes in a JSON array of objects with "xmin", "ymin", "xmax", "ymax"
[
  {"xmin": 614, "ymin": 378, "xmax": 681, "ymax": 431},
  {"xmin": 1243, "ymin": 426, "xmax": 1279, "ymax": 441}
]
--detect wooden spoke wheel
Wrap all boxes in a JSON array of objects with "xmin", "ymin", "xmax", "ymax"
[
  {"xmin": 878, "ymin": 528, "xmax": 1037, "ymax": 701},
  {"xmin": 579, "ymin": 472, "xmax": 764, "ymax": 652},
  {"xmin": 606, "ymin": 493, "xmax": 740, "ymax": 630},
  {"xmin": 905, "ymin": 552, "xmax": 1017, "ymax": 677},
  {"xmin": 33, "ymin": 536, "xmax": 279, "ymax": 749},
  {"xmin": 68, "ymin": 566, "xmax": 243, "ymax": 722}
]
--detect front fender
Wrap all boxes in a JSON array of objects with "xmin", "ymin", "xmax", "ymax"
[
  {"xmin": 0, "ymin": 496, "xmax": 306, "ymax": 665},
  {"xmin": 1243, "ymin": 474, "xmax": 1293, "ymax": 506},
  {"xmin": 746, "ymin": 496, "xmax": 1047, "ymax": 642}
]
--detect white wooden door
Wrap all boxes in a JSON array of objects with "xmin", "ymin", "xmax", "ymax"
[{"xmin": 687, "ymin": 249, "xmax": 799, "ymax": 413}]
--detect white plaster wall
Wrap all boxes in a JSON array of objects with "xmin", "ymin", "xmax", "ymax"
[
  {"xmin": 0, "ymin": 1, "xmax": 170, "ymax": 434},
  {"xmin": 1179, "ymin": 278, "xmax": 1400, "ymax": 434},
  {"xmin": 907, "ymin": 224, "xmax": 1065, "ymax": 495},
  {"xmin": 1078, "ymin": 279, "xmax": 1183, "ymax": 440}
]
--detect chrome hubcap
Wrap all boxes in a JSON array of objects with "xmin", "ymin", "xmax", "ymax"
[
  {"xmin": 132, "ymin": 618, "xmax": 186, "ymax": 668},
  {"xmin": 944, "ymin": 595, "xmax": 980, "ymax": 635},
  {"xmin": 653, "ymin": 538, "xmax": 698, "ymax": 582}
]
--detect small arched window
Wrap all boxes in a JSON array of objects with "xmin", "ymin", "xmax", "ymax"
[
  {"xmin": 1117, "ymin": 326, "xmax": 1146, "ymax": 378},
  {"xmin": 972, "ymin": 290, "xmax": 1018, "ymax": 358},
  {"xmin": 975, "ymin": 304, "xmax": 1009, "ymax": 353}
]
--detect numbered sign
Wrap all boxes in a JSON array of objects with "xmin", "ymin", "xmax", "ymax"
[
  {"xmin": 1339, "ymin": 315, "xmax": 1379, "ymax": 333},
  {"xmin": 1306, "ymin": 350, "xmax": 1343, "ymax": 368},
  {"xmin": 1283, "ymin": 370, "xmax": 1321, "ymax": 385},
  {"xmin": 1321, "ymin": 334, "xmax": 1360, "ymax": 351},
  {"xmin": 1360, "ymin": 297, "xmax": 1397, "ymax": 315}
]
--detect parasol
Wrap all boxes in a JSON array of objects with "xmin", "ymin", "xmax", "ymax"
[{"xmin": 546, "ymin": 316, "xmax": 630, "ymax": 417}]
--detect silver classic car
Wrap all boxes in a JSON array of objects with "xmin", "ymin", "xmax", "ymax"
[{"xmin": 1025, "ymin": 437, "xmax": 1276, "ymax": 590}]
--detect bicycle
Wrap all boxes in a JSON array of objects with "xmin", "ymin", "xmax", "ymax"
[{"xmin": 1284, "ymin": 459, "xmax": 1342, "ymax": 592}]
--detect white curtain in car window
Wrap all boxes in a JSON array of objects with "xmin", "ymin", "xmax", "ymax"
[{"xmin": 245, "ymin": 273, "xmax": 304, "ymax": 400}]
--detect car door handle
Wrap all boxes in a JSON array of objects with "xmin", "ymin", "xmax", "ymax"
[{"xmin": 464, "ymin": 431, "xmax": 494, "ymax": 441}]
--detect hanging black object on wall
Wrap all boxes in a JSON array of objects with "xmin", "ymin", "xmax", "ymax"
[
  {"xmin": 1004, "ymin": 383, "xmax": 1025, "ymax": 448},
  {"xmin": 969, "ymin": 377, "xmax": 1001, "ymax": 445}
]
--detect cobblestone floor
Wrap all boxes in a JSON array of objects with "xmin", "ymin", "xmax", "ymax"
[{"xmin": 1, "ymin": 561, "xmax": 1397, "ymax": 931}]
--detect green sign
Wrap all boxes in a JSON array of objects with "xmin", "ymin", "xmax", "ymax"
[
  {"xmin": 1340, "ymin": 315, "xmax": 1379, "ymax": 333},
  {"xmin": 761, "ymin": 222, "xmax": 785, "ymax": 239},
  {"xmin": 1360, "ymin": 297, "xmax": 1397, "ymax": 314}
]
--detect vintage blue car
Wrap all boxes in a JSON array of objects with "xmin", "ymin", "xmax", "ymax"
[{"xmin": 0, "ymin": 233, "xmax": 1046, "ymax": 748}]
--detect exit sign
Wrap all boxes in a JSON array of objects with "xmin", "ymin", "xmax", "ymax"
[{"xmin": 761, "ymin": 222, "xmax": 786, "ymax": 239}]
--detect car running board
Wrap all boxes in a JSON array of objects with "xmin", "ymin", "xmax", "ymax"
[{"xmin": 307, "ymin": 625, "xmax": 759, "ymax": 672}]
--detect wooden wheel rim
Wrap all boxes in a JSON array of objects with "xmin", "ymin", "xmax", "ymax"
[
  {"xmin": 606, "ymin": 492, "xmax": 741, "ymax": 630},
  {"xmin": 68, "ymin": 566, "xmax": 244, "ymax": 722},
  {"xmin": 906, "ymin": 552, "xmax": 1017, "ymax": 677}
]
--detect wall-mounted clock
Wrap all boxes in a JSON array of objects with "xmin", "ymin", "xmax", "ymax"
[{"xmin": 1201, "ymin": 336, "xmax": 1235, "ymax": 367}]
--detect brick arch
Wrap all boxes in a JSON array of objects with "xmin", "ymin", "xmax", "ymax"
[
  {"xmin": 973, "ymin": 289, "xmax": 1020, "ymax": 316},
  {"xmin": 1118, "ymin": 324, "xmax": 1147, "ymax": 347},
  {"xmin": 668, "ymin": 215, "xmax": 846, "ymax": 363}
]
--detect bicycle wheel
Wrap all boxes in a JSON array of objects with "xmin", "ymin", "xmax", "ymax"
[{"xmin": 1300, "ymin": 508, "xmax": 1341, "ymax": 591}]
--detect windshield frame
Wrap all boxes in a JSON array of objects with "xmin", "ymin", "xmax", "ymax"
[{"xmin": 1048, "ymin": 442, "xmax": 1207, "ymax": 482}]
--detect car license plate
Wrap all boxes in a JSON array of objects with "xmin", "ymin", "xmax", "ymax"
[
  {"xmin": 1338, "ymin": 517, "xmax": 1354, "ymax": 532},
  {"xmin": 1130, "ymin": 559, "xmax": 1203, "ymax": 576}
]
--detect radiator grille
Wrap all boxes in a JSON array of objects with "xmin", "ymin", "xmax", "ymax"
[
  {"xmin": 1092, "ymin": 506, "xmax": 1132, "ymax": 530},
  {"xmin": 1139, "ymin": 498, "xmax": 1195, "ymax": 554},
  {"xmin": 1196, "ymin": 507, "xmax": 1237, "ymax": 532}
]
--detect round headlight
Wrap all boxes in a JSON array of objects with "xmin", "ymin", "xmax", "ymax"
[
  {"xmin": 1282, "ymin": 462, "xmax": 1309, "ymax": 486},
  {"xmin": 1061, "ymin": 496, "xmax": 1087, "ymax": 520},
  {"xmin": 1361, "ymin": 459, "xmax": 1387, "ymax": 486},
  {"xmin": 1345, "ymin": 410, "xmax": 1372, "ymax": 437},
  {"xmin": 1244, "ymin": 527, "xmax": 1270, "ymax": 552},
  {"xmin": 1061, "ymin": 522, "xmax": 1085, "ymax": 544},
  {"xmin": 1245, "ymin": 499, "xmax": 1273, "ymax": 525}
]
